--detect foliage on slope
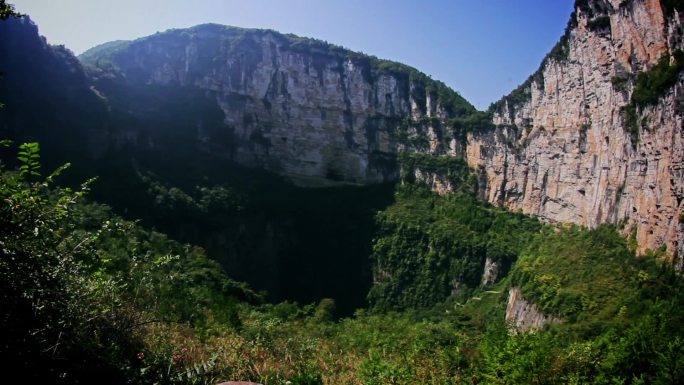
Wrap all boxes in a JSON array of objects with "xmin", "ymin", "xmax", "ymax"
[
  {"xmin": 484, "ymin": 225, "xmax": 684, "ymax": 384},
  {"xmin": 398, "ymin": 152, "xmax": 475, "ymax": 187},
  {"xmin": 368, "ymin": 184, "xmax": 542, "ymax": 310},
  {"xmin": 511, "ymin": 224, "xmax": 677, "ymax": 328},
  {"xmin": 117, "ymin": 163, "xmax": 396, "ymax": 316},
  {"xmin": 3, "ymin": 139, "xmax": 684, "ymax": 385},
  {"xmin": 0, "ymin": 141, "xmax": 257, "ymax": 384}
]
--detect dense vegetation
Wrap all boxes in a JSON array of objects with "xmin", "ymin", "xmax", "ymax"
[
  {"xmin": 4, "ymin": 3, "xmax": 684, "ymax": 384},
  {"xmin": 4, "ymin": 142, "xmax": 684, "ymax": 384},
  {"xmin": 92, "ymin": 148, "xmax": 398, "ymax": 315},
  {"xmin": 448, "ymin": 111, "xmax": 496, "ymax": 138},
  {"xmin": 511, "ymin": 225, "xmax": 675, "ymax": 326},
  {"xmin": 630, "ymin": 50, "xmax": 684, "ymax": 108},
  {"xmin": 398, "ymin": 152, "xmax": 474, "ymax": 186},
  {"xmin": 369, "ymin": 184, "xmax": 541, "ymax": 310},
  {"xmin": 0, "ymin": 141, "xmax": 256, "ymax": 383}
]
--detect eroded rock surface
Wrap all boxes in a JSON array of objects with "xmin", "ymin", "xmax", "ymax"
[
  {"xmin": 471, "ymin": 0, "xmax": 684, "ymax": 261},
  {"xmin": 78, "ymin": 1, "xmax": 684, "ymax": 260},
  {"xmin": 83, "ymin": 25, "xmax": 472, "ymax": 184},
  {"xmin": 505, "ymin": 287, "xmax": 560, "ymax": 332}
]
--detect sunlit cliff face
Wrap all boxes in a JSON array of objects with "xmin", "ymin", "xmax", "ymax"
[{"xmin": 471, "ymin": 0, "xmax": 684, "ymax": 262}]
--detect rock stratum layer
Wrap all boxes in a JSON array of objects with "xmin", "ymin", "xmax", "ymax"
[{"xmin": 470, "ymin": 0, "xmax": 684, "ymax": 262}]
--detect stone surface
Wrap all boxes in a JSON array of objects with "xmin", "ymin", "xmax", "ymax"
[
  {"xmin": 481, "ymin": 257, "xmax": 500, "ymax": 287},
  {"xmin": 78, "ymin": 1, "xmax": 684, "ymax": 262},
  {"xmin": 85, "ymin": 25, "xmax": 472, "ymax": 185},
  {"xmin": 471, "ymin": 0, "xmax": 684, "ymax": 261},
  {"xmin": 505, "ymin": 287, "xmax": 560, "ymax": 333}
]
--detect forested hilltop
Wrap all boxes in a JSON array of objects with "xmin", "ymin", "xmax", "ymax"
[{"xmin": 2, "ymin": 0, "xmax": 684, "ymax": 384}]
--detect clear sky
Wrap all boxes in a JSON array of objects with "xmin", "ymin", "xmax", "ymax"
[{"xmin": 11, "ymin": 0, "xmax": 575, "ymax": 110}]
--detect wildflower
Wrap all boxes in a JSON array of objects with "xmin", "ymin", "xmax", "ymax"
[{"xmin": 172, "ymin": 353, "xmax": 183, "ymax": 364}]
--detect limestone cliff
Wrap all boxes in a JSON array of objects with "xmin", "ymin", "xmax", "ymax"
[
  {"xmin": 11, "ymin": 2, "xmax": 684, "ymax": 266},
  {"xmin": 505, "ymin": 287, "xmax": 560, "ymax": 332},
  {"xmin": 81, "ymin": 25, "xmax": 474, "ymax": 185},
  {"xmin": 470, "ymin": 0, "xmax": 684, "ymax": 262}
]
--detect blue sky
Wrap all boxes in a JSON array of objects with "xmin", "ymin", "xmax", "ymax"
[{"xmin": 12, "ymin": 0, "xmax": 574, "ymax": 110}]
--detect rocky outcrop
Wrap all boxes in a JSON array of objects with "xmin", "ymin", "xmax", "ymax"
[
  {"xmin": 481, "ymin": 257, "xmax": 500, "ymax": 286},
  {"xmin": 81, "ymin": 25, "xmax": 473, "ymax": 185},
  {"xmin": 505, "ymin": 287, "xmax": 560, "ymax": 333},
  {"xmin": 470, "ymin": 0, "xmax": 684, "ymax": 261}
]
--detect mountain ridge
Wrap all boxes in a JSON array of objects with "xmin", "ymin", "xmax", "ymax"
[{"xmin": 78, "ymin": 21, "xmax": 480, "ymax": 186}]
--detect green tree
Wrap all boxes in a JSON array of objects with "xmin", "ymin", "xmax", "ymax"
[
  {"xmin": 0, "ymin": 0, "xmax": 21, "ymax": 21},
  {"xmin": 314, "ymin": 298, "xmax": 336, "ymax": 322}
]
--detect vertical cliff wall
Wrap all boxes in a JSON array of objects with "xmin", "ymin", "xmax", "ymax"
[
  {"xmin": 81, "ymin": 25, "xmax": 474, "ymax": 185},
  {"xmin": 11, "ymin": 4, "xmax": 684, "ymax": 263},
  {"xmin": 468, "ymin": 0, "xmax": 684, "ymax": 263},
  {"xmin": 505, "ymin": 287, "xmax": 560, "ymax": 332}
]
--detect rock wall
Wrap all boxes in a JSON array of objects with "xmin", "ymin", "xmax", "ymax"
[
  {"xmin": 505, "ymin": 287, "xmax": 560, "ymax": 333},
  {"xmin": 84, "ymin": 25, "xmax": 472, "ymax": 185},
  {"xmin": 74, "ymin": 2, "xmax": 684, "ymax": 260},
  {"xmin": 469, "ymin": 0, "xmax": 684, "ymax": 261},
  {"xmin": 481, "ymin": 257, "xmax": 500, "ymax": 286}
]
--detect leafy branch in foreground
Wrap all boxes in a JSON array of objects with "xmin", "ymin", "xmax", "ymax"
[
  {"xmin": 1, "ymin": 140, "xmax": 256, "ymax": 384},
  {"xmin": 17, "ymin": 141, "xmax": 41, "ymax": 177}
]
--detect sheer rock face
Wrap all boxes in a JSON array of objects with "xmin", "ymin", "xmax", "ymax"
[
  {"xmin": 481, "ymin": 257, "xmax": 500, "ymax": 287},
  {"xmin": 470, "ymin": 0, "xmax": 684, "ymax": 261},
  {"xmin": 13, "ymin": 1, "xmax": 684, "ymax": 260},
  {"xmin": 505, "ymin": 287, "xmax": 560, "ymax": 333},
  {"xmin": 91, "ymin": 26, "xmax": 468, "ymax": 185}
]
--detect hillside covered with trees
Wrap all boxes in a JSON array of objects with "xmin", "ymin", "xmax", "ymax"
[{"xmin": 2, "ymin": 1, "xmax": 684, "ymax": 384}]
